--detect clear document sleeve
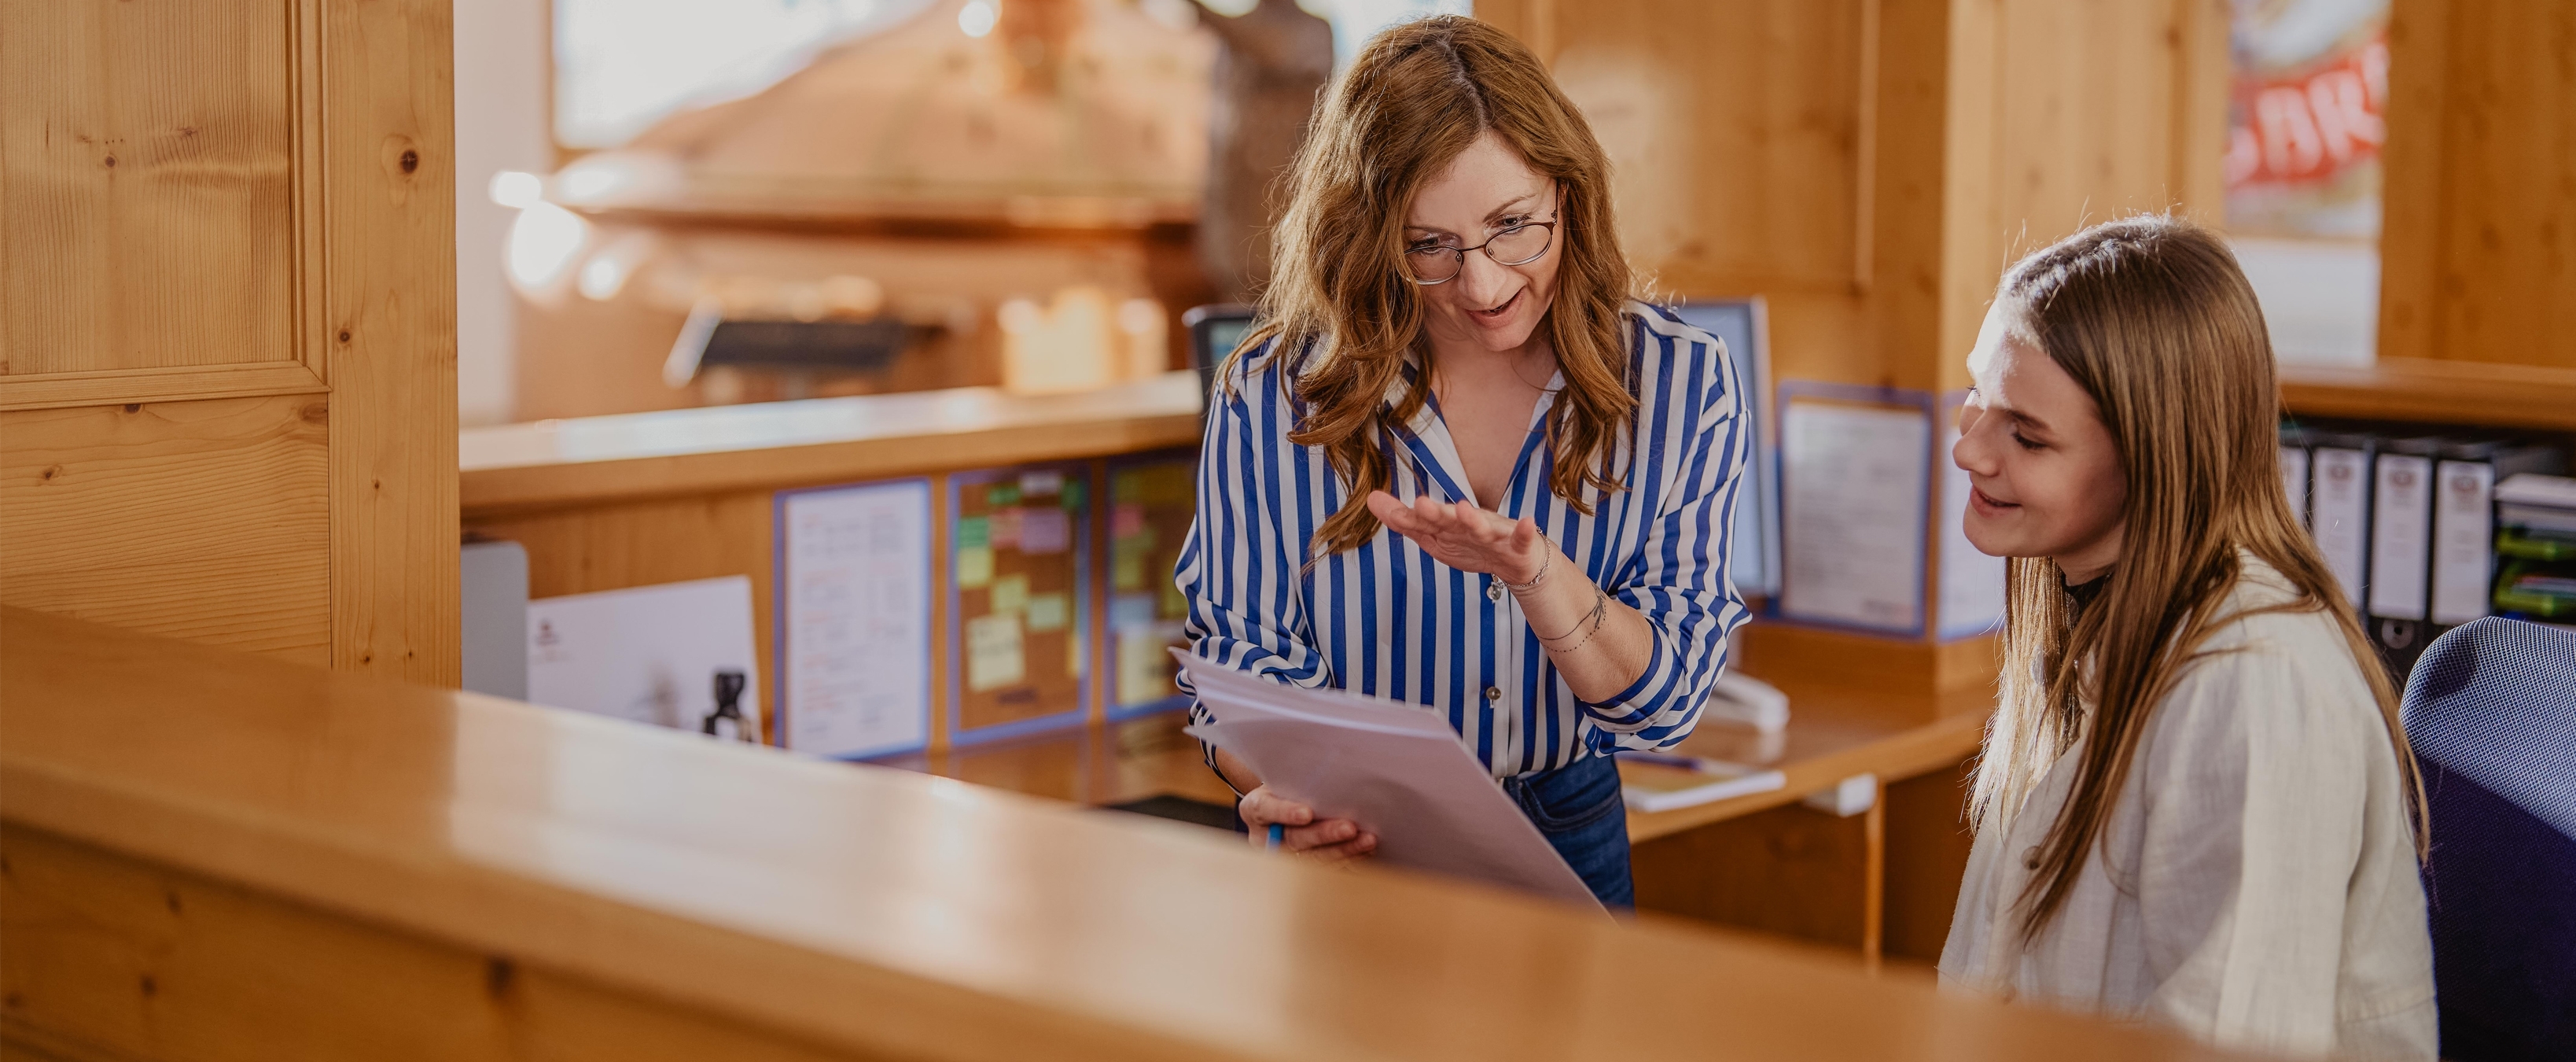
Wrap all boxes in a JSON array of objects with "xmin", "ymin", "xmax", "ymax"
[{"xmin": 1173, "ymin": 652, "xmax": 1601, "ymax": 909}]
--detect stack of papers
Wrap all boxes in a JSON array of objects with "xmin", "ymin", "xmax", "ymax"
[{"xmin": 1175, "ymin": 652, "xmax": 1600, "ymax": 909}]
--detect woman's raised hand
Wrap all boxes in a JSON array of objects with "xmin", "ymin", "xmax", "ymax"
[
  {"xmin": 1237, "ymin": 786, "xmax": 1377, "ymax": 863},
  {"xmin": 1365, "ymin": 490, "xmax": 1547, "ymax": 584}
]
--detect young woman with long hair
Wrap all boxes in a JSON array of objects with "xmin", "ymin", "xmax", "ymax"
[
  {"xmin": 1939, "ymin": 216, "xmax": 2435, "ymax": 1058},
  {"xmin": 1174, "ymin": 16, "xmax": 1750, "ymax": 907}
]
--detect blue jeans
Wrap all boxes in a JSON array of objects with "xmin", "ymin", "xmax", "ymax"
[{"xmin": 1504, "ymin": 752, "xmax": 1633, "ymax": 908}]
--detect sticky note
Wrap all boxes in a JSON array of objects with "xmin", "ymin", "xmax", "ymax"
[
  {"xmin": 990, "ymin": 507, "xmax": 1022, "ymax": 549},
  {"xmin": 1109, "ymin": 593, "xmax": 1156, "ymax": 631},
  {"xmin": 1161, "ymin": 581, "xmax": 1188, "ymax": 620},
  {"xmin": 955, "ymin": 546, "xmax": 995, "ymax": 588},
  {"xmin": 1062, "ymin": 479, "xmax": 1086, "ymax": 508},
  {"xmin": 987, "ymin": 484, "xmax": 1021, "ymax": 507},
  {"xmin": 955, "ymin": 516, "xmax": 991, "ymax": 549},
  {"xmin": 1019, "ymin": 507, "xmax": 1069, "ymax": 554},
  {"xmin": 1025, "ymin": 592, "xmax": 1069, "ymax": 632},
  {"xmin": 966, "ymin": 613, "xmax": 1025, "ymax": 692},
  {"xmin": 1113, "ymin": 503, "xmax": 1146, "ymax": 537},
  {"xmin": 1117, "ymin": 631, "xmax": 1176, "ymax": 705},
  {"xmin": 1020, "ymin": 470, "xmax": 1063, "ymax": 496},
  {"xmin": 990, "ymin": 573, "xmax": 1029, "ymax": 614},
  {"xmin": 1113, "ymin": 551, "xmax": 1143, "ymax": 592}
]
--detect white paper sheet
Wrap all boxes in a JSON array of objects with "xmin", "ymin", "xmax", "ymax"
[
  {"xmin": 528, "ymin": 576, "xmax": 760, "ymax": 736},
  {"xmin": 1780, "ymin": 398, "xmax": 1930, "ymax": 632},
  {"xmin": 1175, "ymin": 655, "xmax": 1601, "ymax": 909},
  {"xmin": 1936, "ymin": 414, "xmax": 2006, "ymax": 640},
  {"xmin": 2280, "ymin": 446, "xmax": 2311, "ymax": 529},
  {"xmin": 782, "ymin": 481, "xmax": 933, "ymax": 758}
]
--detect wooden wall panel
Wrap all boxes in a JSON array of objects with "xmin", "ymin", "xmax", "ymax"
[
  {"xmin": 0, "ymin": 0, "xmax": 301, "ymax": 378},
  {"xmin": 0, "ymin": 826, "xmax": 869, "ymax": 1062},
  {"xmin": 0, "ymin": 397, "xmax": 329, "ymax": 665},
  {"xmin": 0, "ymin": 0, "xmax": 457, "ymax": 683},
  {"xmin": 1880, "ymin": 754, "xmax": 1976, "ymax": 964},
  {"xmin": 1632, "ymin": 801, "xmax": 1876, "ymax": 953},
  {"xmin": 2379, "ymin": 0, "xmax": 2576, "ymax": 370}
]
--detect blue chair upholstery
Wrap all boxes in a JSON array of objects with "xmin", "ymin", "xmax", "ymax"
[{"xmin": 2401, "ymin": 617, "xmax": 2576, "ymax": 1061}]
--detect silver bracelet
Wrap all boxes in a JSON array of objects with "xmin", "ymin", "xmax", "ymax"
[
  {"xmin": 1502, "ymin": 544, "xmax": 1552, "ymax": 595},
  {"xmin": 1535, "ymin": 581, "xmax": 1607, "ymax": 645}
]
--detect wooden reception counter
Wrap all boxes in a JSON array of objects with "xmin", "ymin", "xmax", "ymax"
[{"xmin": 1, "ymin": 607, "xmax": 2256, "ymax": 1062}]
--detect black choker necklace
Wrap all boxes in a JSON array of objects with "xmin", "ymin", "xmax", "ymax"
[{"xmin": 2064, "ymin": 571, "xmax": 2109, "ymax": 616}]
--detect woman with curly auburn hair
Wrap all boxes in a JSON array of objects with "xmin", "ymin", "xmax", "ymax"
[{"xmin": 1174, "ymin": 15, "xmax": 1750, "ymax": 907}]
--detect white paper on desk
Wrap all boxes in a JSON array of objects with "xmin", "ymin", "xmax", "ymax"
[
  {"xmin": 1176, "ymin": 655, "xmax": 1599, "ymax": 909},
  {"xmin": 1780, "ymin": 398, "xmax": 1930, "ymax": 633},
  {"xmin": 528, "ymin": 576, "xmax": 760, "ymax": 736}
]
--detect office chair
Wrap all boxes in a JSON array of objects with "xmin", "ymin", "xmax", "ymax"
[
  {"xmin": 2401, "ymin": 616, "xmax": 2576, "ymax": 1061},
  {"xmin": 1181, "ymin": 303, "xmax": 1255, "ymax": 400}
]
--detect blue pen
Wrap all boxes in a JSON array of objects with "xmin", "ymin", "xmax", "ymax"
[{"xmin": 1266, "ymin": 823, "xmax": 1285, "ymax": 851}]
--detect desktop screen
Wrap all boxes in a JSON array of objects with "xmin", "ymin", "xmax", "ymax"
[{"xmin": 1666, "ymin": 301, "xmax": 1780, "ymax": 599}]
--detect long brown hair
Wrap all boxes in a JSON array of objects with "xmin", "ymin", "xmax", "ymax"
[
  {"xmin": 1965, "ymin": 216, "xmax": 2427, "ymax": 939},
  {"xmin": 1233, "ymin": 15, "xmax": 1639, "ymax": 555}
]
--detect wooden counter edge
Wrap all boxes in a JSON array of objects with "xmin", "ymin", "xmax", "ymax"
[
  {"xmin": 1625, "ymin": 711, "xmax": 1988, "ymax": 843},
  {"xmin": 2279, "ymin": 358, "xmax": 2576, "ymax": 431},
  {"xmin": 460, "ymin": 411, "xmax": 1203, "ymax": 517}
]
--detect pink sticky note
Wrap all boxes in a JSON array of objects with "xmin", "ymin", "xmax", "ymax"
[
  {"xmin": 1019, "ymin": 507, "xmax": 1070, "ymax": 554},
  {"xmin": 1113, "ymin": 503, "xmax": 1146, "ymax": 537}
]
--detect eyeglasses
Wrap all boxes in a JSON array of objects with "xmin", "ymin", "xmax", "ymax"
[{"xmin": 1402, "ymin": 216, "xmax": 1558, "ymax": 285}]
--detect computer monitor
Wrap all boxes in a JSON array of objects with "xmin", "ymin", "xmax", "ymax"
[
  {"xmin": 1665, "ymin": 300, "xmax": 1780, "ymax": 600},
  {"xmin": 1182, "ymin": 303, "xmax": 1257, "ymax": 398}
]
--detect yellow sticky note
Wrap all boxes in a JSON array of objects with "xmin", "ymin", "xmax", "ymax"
[
  {"xmin": 990, "ymin": 573, "xmax": 1029, "ymax": 614},
  {"xmin": 1117, "ymin": 631, "xmax": 1176, "ymax": 705},
  {"xmin": 1025, "ymin": 592, "xmax": 1069, "ymax": 632},
  {"xmin": 966, "ymin": 613, "xmax": 1025, "ymax": 692},
  {"xmin": 955, "ymin": 546, "xmax": 994, "ymax": 588}
]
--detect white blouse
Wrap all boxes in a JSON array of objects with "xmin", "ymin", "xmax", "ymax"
[{"xmin": 1940, "ymin": 554, "xmax": 2438, "ymax": 1060}]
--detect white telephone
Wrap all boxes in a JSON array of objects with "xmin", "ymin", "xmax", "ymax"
[{"xmin": 1704, "ymin": 671, "xmax": 1790, "ymax": 734}]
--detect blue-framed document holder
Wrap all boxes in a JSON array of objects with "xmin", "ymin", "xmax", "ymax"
[{"xmin": 774, "ymin": 478, "xmax": 934, "ymax": 760}]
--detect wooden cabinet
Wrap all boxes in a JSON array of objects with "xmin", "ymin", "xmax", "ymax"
[{"xmin": 0, "ymin": 0, "xmax": 458, "ymax": 682}]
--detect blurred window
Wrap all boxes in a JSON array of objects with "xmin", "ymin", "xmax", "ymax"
[{"xmin": 554, "ymin": 0, "xmax": 933, "ymax": 149}]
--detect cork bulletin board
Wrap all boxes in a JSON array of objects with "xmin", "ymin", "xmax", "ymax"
[
  {"xmin": 1104, "ymin": 452, "xmax": 1197, "ymax": 717},
  {"xmin": 947, "ymin": 463, "xmax": 1091, "ymax": 743}
]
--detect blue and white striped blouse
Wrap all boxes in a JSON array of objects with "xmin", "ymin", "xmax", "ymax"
[{"xmin": 1176, "ymin": 301, "xmax": 1751, "ymax": 779}]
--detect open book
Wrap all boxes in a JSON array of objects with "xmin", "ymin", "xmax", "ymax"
[{"xmin": 1175, "ymin": 652, "xmax": 1600, "ymax": 909}]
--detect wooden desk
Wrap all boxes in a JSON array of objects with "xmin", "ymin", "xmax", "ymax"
[{"xmin": 0, "ymin": 607, "xmax": 2254, "ymax": 1062}]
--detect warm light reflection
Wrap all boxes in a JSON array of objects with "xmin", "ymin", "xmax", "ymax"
[
  {"xmin": 488, "ymin": 170, "xmax": 544, "ymax": 208},
  {"xmin": 506, "ymin": 203, "xmax": 592, "ymax": 297},
  {"xmin": 958, "ymin": 0, "xmax": 997, "ymax": 38}
]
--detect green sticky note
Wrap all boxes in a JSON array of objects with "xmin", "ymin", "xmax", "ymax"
[
  {"xmin": 955, "ymin": 546, "xmax": 995, "ymax": 588},
  {"xmin": 955, "ymin": 516, "xmax": 991, "ymax": 549},
  {"xmin": 1062, "ymin": 479, "xmax": 1087, "ymax": 509},
  {"xmin": 1161, "ymin": 581, "xmax": 1188, "ymax": 620},
  {"xmin": 990, "ymin": 573, "xmax": 1029, "ymax": 614},
  {"xmin": 1113, "ymin": 470, "xmax": 1142, "ymax": 503},
  {"xmin": 987, "ymin": 484, "xmax": 1021, "ymax": 507},
  {"xmin": 1025, "ymin": 592, "xmax": 1069, "ymax": 632},
  {"xmin": 1113, "ymin": 552, "xmax": 1143, "ymax": 592}
]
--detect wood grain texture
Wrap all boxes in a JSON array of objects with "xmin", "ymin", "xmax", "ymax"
[
  {"xmin": 2279, "ymin": 357, "xmax": 2576, "ymax": 430},
  {"xmin": 0, "ymin": 396, "xmax": 329, "ymax": 665},
  {"xmin": 1633, "ymin": 801, "xmax": 1875, "ymax": 953},
  {"xmin": 321, "ymin": 0, "xmax": 459, "ymax": 683},
  {"xmin": 458, "ymin": 372, "xmax": 1203, "ymax": 517},
  {"xmin": 2379, "ymin": 0, "xmax": 2576, "ymax": 370},
  {"xmin": 0, "ymin": 827, "xmax": 870, "ymax": 1062},
  {"xmin": 0, "ymin": 0, "xmax": 301, "ymax": 378},
  {"xmin": 1, "ymin": 607, "xmax": 2263, "ymax": 1062},
  {"xmin": 1879, "ymin": 754, "xmax": 1977, "ymax": 964}
]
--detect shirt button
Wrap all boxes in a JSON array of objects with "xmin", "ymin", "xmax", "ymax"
[
  {"xmin": 1487, "ymin": 581, "xmax": 1503, "ymax": 601},
  {"xmin": 2022, "ymin": 846, "xmax": 2042, "ymax": 870},
  {"xmin": 1485, "ymin": 686, "xmax": 1502, "ymax": 702}
]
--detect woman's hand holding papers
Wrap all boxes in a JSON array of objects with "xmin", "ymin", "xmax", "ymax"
[{"xmin": 1237, "ymin": 784, "xmax": 1378, "ymax": 863}]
